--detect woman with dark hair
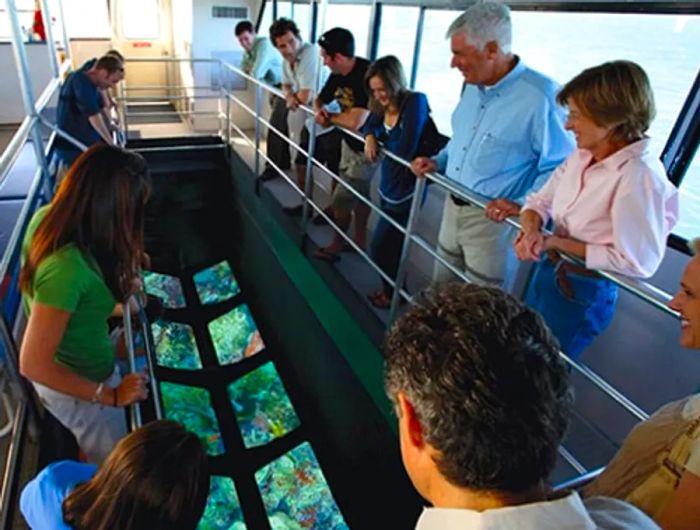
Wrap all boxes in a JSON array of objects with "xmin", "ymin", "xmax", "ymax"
[
  {"xmin": 20, "ymin": 419, "xmax": 210, "ymax": 530},
  {"xmin": 363, "ymin": 55, "xmax": 442, "ymax": 309},
  {"xmin": 19, "ymin": 144, "xmax": 151, "ymax": 463},
  {"xmin": 512, "ymin": 60, "xmax": 678, "ymax": 359}
]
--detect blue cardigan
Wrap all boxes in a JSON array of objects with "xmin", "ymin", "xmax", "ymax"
[{"xmin": 362, "ymin": 92, "xmax": 430, "ymax": 205}]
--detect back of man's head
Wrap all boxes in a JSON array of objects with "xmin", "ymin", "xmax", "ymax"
[
  {"xmin": 384, "ymin": 284, "xmax": 572, "ymax": 494},
  {"xmin": 318, "ymin": 27, "xmax": 355, "ymax": 59},
  {"xmin": 95, "ymin": 55, "xmax": 124, "ymax": 75},
  {"xmin": 235, "ymin": 20, "xmax": 254, "ymax": 36},
  {"xmin": 447, "ymin": 0, "xmax": 512, "ymax": 53}
]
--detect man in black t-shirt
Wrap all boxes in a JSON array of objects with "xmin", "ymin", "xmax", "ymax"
[{"xmin": 312, "ymin": 28, "xmax": 377, "ymax": 262}]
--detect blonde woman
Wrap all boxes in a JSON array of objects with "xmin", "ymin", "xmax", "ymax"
[{"xmin": 515, "ymin": 61, "xmax": 678, "ymax": 359}]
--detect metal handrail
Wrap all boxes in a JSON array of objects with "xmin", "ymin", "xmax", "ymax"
[
  {"xmin": 212, "ymin": 58, "xmax": 658, "ymax": 426},
  {"xmin": 122, "ymin": 298, "xmax": 142, "ymax": 430},
  {"xmin": 218, "ymin": 59, "xmax": 679, "ymax": 320},
  {"xmin": 553, "ymin": 467, "xmax": 605, "ymax": 492},
  {"xmin": 115, "ymin": 57, "xmax": 665, "ymax": 484},
  {"xmin": 135, "ymin": 296, "xmax": 162, "ymax": 420}
]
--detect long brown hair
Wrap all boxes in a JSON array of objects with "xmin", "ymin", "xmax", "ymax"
[
  {"xmin": 365, "ymin": 55, "xmax": 410, "ymax": 114},
  {"xmin": 62, "ymin": 420, "xmax": 210, "ymax": 530},
  {"xmin": 20, "ymin": 144, "xmax": 151, "ymax": 300}
]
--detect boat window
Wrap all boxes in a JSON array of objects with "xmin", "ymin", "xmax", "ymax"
[
  {"xmin": 677, "ymin": 147, "xmax": 700, "ymax": 242},
  {"xmin": 376, "ymin": 5, "xmax": 420, "ymax": 81},
  {"xmin": 512, "ymin": 11, "xmax": 700, "ymax": 165},
  {"xmin": 413, "ymin": 9, "xmax": 463, "ymax": 135},
  {"xmin": 320, "ymin": 3, "xmax": 371, "ymax": 58}
]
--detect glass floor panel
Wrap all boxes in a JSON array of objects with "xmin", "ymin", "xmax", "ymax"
[
  {"xmin": 198, "ymin": 475, "xmax": 246, "ymax": 530},
  {"xmin": 160, "ymin": 381, "xmax": 225, "ymax": 456},
  {"xmin": 194, "ymin": 261, "xmax": 241, "ymax": 305},
  {"xmin": 255, "ymin": 442, "xmax": 349, "ymax": 530},
  {"xmin": 208, "ymin": 305, "xmax": 264, "ymax": 365},
  {"xmin": 151, "ymin": 319, "xmax": 202, "ymax": 370},
  {"xmin": 143, "ymin": 270, "xmax": 186, "ymax": 309},
  {"xmin": 228, "ymin": 362, "xmax": 300, "ymax": 448}
]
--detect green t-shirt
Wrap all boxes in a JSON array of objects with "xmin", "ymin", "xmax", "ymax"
[{"xmin": 21, "ymin": 206, "xmax": 117, "ymax": 382}]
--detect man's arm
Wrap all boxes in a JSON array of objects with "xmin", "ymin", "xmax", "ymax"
[
  {"xmin": 88, "ymin": 113, "xmax": 115, "ymax": 145},
  {"xmin": 526, "ymin": 100, "xmax": 575, "ymax": 196},
  {"xmin": 328, "ymin": 107, "xmax": 370, "ymax": 131}
]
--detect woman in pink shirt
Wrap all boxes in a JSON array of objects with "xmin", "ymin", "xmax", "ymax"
[{"xmin": 514, "ymin": 60, "xmax": 678, "ymax": 359}]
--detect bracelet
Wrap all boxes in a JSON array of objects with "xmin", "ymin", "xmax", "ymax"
[
  {"xmin": 91, "ymin": 383, "xmax": 104, "ymax": 404},
  {"xmin": 112, "ymin": 388, "xmax": 118, "ymax": 407}
]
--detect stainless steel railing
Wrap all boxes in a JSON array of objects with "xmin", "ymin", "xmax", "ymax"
[
  {"xmin": 8, "ymin": 49, "xmax": 674, "ymax": 489},
  {"xmin": 121, "ymin": 294, "xmax": 163, "ymax": 431}
]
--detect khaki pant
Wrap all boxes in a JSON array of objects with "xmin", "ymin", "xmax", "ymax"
[
  {"xmin": 330, "ymin": 140, "xmax": 378, "ymax": 211},
  {"xmin": 434, "ymin": 194, "xmax": 517, "ymax": 288},
  {"xmin": 33, "ymin": 366, "xmax": 126, "ymax": 464}
]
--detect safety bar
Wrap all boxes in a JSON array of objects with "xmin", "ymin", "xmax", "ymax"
[
  {"xmin": 553, "ymin": 467, "xmax": 605, "ymax": 492},
  {"xmin": 218, "ymin": 59, "xmax": 679, "ymax": 321},
  {"xmin": 119, "ymin": 94, "xmax": 221, "ymax": 102},
  {"xmin": 135, "ymin": 297, "xmax": 163, "ymax": 420},
  {"xmin": 121, "ymin": 297, "xmax": 142, "ymax": 431},
  {"xmin": 121, "ymin": 294, "xmax": 164, "ymax": 431},
  {"xmin": 215, "ymin": 59, "xmax": 659, "ymax": 428}
]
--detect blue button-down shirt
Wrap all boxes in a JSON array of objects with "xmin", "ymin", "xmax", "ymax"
[{"xmin": 434, "ymin": 59, "xmax": 574, "ymax": 202}]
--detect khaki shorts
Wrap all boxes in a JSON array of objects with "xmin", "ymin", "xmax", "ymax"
[
  {"xmin": 33, "ymin": 366, "xmax": 126, "ymax": 464},
  {"xmin": 331, "ymin": 140, "xmax": 378, "ymax": 211}
]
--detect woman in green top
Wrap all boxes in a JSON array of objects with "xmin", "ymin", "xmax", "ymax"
[{"xmin": 19, "ymin": 145, "xmax": 151, "ymax": 463}]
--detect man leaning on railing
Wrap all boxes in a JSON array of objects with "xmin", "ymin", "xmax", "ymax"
[
  {"xmin": 410, "ymin": 2, "xmax": 573, "ymax": 291},
  {"xmin": 235, "ymin": 20, "xmax": 288, "ymax": 181}
]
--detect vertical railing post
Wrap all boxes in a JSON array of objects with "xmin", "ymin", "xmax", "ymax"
[
  {"xmin": 300, "ymin": 0, "xmax": 328, "ymax": 239},
  {"xmin": 388, "ymin": 178, "xmax": 426, "ymax": 323},
  {"xmin": 122, "ymin": 299, "xmax": 142, "ymax": 430},
  {"xmin": 119, "ymin": 76, "xmax": 129, "ymax": 141},
  {"xmin": 300, "ymin": 119, "xmax": 317, "ymax": 238},
  {"xmin": 225, "ymin": 90, "xmax": 231, "ymax": 150},
  {"xmin": 136, "ymin": 298, "xmax": 162, "ymax": 420},
  {"xmin": 56, "ymin": 0, "xmax": 71, "ymax": 65},
  {"xmin": 39, "ymin": 0, "xmax": 60, "ymax": 77},
  {"xmin": 0, "ymin": 316, "xmax": 37, "ymax": 435},
  {"xmin": 6, "ymin": 0, "xmax": 52, "ymax": 189},
  {"xmin": 254, "ymin": 83, "xmax": 263, "ymax": 178}
]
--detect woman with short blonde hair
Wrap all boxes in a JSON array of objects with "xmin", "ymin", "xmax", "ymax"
[
  {"xmin": 557, "ymin": 60, "xmax": 655, "ymax": 142},
  {"xmin": 515, "ymin": 61, "xmax": 678, "ymax": 359}
]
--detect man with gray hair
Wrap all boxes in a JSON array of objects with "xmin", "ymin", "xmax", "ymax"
[
  {"xmin": 411, "ymin": 1, "xmax": 574, "ymax": 289},
  {"xmin": 385, "ymin": 283, "xmax": 661, "ymax": 529}
]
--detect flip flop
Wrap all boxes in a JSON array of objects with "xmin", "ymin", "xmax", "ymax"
[{"xmin": 313, "ymin": 248, "xmax": 341, "ymax": 263}]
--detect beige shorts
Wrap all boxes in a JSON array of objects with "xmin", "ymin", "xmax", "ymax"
[{"xmin": 331, "ymin": 140, "xmax": 378, "ymax": 211}]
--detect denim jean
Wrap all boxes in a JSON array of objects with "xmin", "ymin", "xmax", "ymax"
[
  {"xmin": 369, "ymin": 199, "xmax": 412, "ymax": 296},
  {"xmin": 525, "ymin": 258, "xmax": 618, "ymax": 360}
]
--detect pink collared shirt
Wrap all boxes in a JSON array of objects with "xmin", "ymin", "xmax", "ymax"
[{"xmin": 522, "ymin": 138, "xmax": 679, "ymax": 278}]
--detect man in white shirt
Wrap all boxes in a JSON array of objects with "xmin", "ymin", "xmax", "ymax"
[
  {"xmin": 383, "ymin": 283, "xmax": 660, "ymax": 530},
  {"xmin": 235, "ymin": 20, "xmax": 287, "ymax": 180},
  {"xmin": 269, "ymin": 18, "xmax": 337, "ymax": 215}
]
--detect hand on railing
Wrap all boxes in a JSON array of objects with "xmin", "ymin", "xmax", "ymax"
[
  {"xmin": 365, "ymin": 135, "xmax": 380, "ymax": 163},
  {"xmin": 315, "ymin": 108, "xmax": 333, "ymax": 128},
  {"xmin": 410, "ymin": 157, "xmax": 437, "ymax": 178},
  {"xmin": 484, "ymin": 198, "xmax": 521, "ymax": 223},
  {"xmin": 514, "ymin": 229, "xmax": 545, "ymax": 262},
  {"xmin": 114, "ymin": 371, "xmax": 149, "ymax": 406}
]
